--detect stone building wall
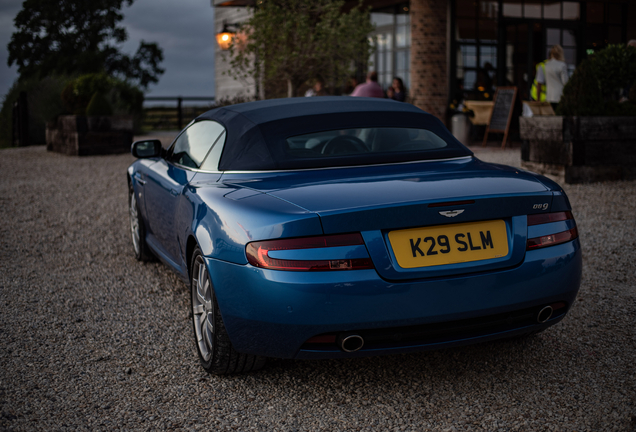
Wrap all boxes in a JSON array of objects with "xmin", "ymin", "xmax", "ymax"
[{"xmin": 214, "ymin": 6, "xmax": 256, "ymax": 102}]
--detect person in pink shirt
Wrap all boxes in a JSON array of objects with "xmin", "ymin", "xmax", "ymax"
[{"xmin": 350, "ymin": 71, "xmax": 385, "ymax": 98}]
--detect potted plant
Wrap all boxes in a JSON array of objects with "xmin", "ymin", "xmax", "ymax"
[
  {"xmin": 46, "ymin": 73, "xmax": 143, "ymax": 155},
  {"xmin": 519, "ymin": 44, "xmax": 636, "ymax": 183}
]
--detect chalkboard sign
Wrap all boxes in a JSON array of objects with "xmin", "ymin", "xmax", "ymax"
[{"xmin": 483, "ymin": 87, "xmax": 517, "ymax": 148}]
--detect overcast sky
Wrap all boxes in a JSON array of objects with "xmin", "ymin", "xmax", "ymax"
[{"xmin": 0, "ymin": 0, "xmax": 216, "ymax": 100}]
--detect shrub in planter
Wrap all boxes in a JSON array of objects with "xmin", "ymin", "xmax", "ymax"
[
  {"xmin": 61, "ymin": 74, "xmax": 111, "ymax": 115},
  {"xmin": 61, "ymin": 73, "xmax": 143, "ymax": 127},
  {"xmin": 556, "ymin": 59, "xmax": 603, "ymax": 116},
  {"xmin": 556, "ymin": 44, "xmax": 636, "ymax": 116},
  {"xmin": 49, "ymin": 74, "xmax": 143, "ymax": 155},
  {"xmin": 593, "ymin": 44, "xmax": 636, "ymax": 102},
  {"xmin": 85, "ymin": 92, "xmax": 113, "ymax": 116}
]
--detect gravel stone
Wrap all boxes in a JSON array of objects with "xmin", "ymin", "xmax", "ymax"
[{"xmin": 1, "ymin": 145, "xmax": 635, "ymax": 431}]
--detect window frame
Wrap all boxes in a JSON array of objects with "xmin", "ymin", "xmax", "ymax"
[
  {"xmin": 165, "ymin": 120, "xmax": 227, "ymax": 172},
  {"xmin": 453, "ymin": 0, "xmax": 499, "ymax": 99},
  {"xmin": 369, "ymin": 3, "xmax": 411, "ymax": 91}
]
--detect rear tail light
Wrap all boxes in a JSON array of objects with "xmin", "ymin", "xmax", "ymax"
[
  {"xmin": 245, "ymin": 233, "xmax": 374, "ymax": 271},
  {"xmin": 527, "ymin": 211, "xmax": 573, "ymax": 226},
  {"xmin": 527, "ymin": 227, "xmax": 578, "ymax": 250},
  {"xmin": 527, "ymin": 211, "xmax": 578, "ymax": 250}
]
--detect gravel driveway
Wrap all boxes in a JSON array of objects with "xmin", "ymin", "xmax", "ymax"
[{"xmin": 1, "ymin": 145, "xmax": 635, "ymax": 431}]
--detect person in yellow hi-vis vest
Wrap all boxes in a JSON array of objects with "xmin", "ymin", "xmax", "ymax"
[{"xmin": 531, "ymin": 61, "xmax": 547, "ymax": 102}]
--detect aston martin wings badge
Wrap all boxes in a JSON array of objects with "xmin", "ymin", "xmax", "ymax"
[{"xmin": 439, "ymin": 209, "xmax": 465, "ymax": 217}]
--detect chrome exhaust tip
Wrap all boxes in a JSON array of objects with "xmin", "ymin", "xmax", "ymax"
[
  {"xmin": 537, "ymin": 306, "xmax": 553, "ymax": 323},
  {"xmin": 337, "ymin": 334, "xmax": 364, "ymax": 352}
]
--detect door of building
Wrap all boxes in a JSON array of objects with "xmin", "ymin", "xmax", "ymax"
[
  {"xmin": 502, "ymin": 22, "xmax": 532, "ymax": 100},
  {"xmin": 500, "ymin": 20, "xmax": 577, "ymax": 101},
  {"xmin": 544, "ymin": 26, "xmax": 578, "ymax": 76}
]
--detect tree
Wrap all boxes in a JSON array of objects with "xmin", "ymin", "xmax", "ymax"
[
  {"xmin": 7, "ymin": 0, "xmax": 164, "ymax": 89},
  {"xmin": 227, "ymin": 0, "xmax": 374, "ymax": 98}
]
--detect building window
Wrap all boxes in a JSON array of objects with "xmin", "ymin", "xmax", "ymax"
[
  {"xmin": 546, "ymin": 27, "xmax": 577, "ymax": 74},
  {"xmin": 370, "ymin": 4, "xmax": 411, "ymax": 91},
  {"xmin": 456, "ymin": 0, "xmax": 497, "ymax": 98},
  {"xmin": 585, "ymin": 1, "xmax": 628, "ymax": 53},
  {"xmin": 449, "ymin": 0, "xmax": 634, "ymax": 104},
  {"xmin": 502, "ymin": 1, "xmax": 580, "ymax": 19}
]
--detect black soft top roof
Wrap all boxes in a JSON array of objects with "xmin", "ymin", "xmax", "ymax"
[{"xmin": 197, "ymin": 97, "xmax": 473, "ymax": 171}]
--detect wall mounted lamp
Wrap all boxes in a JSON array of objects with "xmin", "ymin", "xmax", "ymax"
[{"xmin": 216, "ymin": 22, "xmax": 241, "ymax": 50}]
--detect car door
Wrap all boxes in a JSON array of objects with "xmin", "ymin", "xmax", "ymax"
[{"xmin": 144, "ymin": 120, "xmax": 226, "ymax": 267}]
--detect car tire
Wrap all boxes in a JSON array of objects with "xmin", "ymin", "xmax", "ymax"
[
  {"xmin": 128, "ymin": 184, "xmax": 154, "ymax": 262},
  {"xmin": 190, "ymin": 248, "xmax": 266, "ymax": 375}
]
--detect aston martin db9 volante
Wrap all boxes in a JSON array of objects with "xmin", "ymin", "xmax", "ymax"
[{"xmin": 127, "ymin": 97, "xmax": 581, "ymax": 375}]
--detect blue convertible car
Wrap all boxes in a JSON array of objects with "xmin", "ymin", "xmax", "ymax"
[{"xmin": 128, "ymin": 97, "xmax": 581, "ymax": 374}]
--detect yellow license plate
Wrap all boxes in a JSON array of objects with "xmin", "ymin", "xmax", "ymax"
[{"xmin": 388, "ymin": 220, "xmax": 509, "ymax": 269}]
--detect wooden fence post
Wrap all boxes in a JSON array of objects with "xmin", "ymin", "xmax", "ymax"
[
  {"xmin": 177, "ymin": 97, "xmax": 183, "ymax": 130},
  {"xmin": 12, "ymin": 91, "xmax": 29, "ymax": 146}
]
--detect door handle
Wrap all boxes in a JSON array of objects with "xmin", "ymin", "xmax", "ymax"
[
  {"xmin": 134, "ymin": 173, "xmax": 146, "ymax": 185},
  {"xmin": 170, "ymin": 189, "xmax": 179, "ymax": 196}
]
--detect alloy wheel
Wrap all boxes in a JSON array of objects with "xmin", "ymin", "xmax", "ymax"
[
  {"xmin": 192, "ymin": 258, "xmax": 215, "ymax": 361},
  {"xmin": 129, "ymin": 193, "xmax": 141, "ymax": 256}
]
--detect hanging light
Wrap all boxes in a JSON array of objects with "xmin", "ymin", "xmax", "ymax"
[{"xmin": 216, "ymin": 22, "xmax": 241, "ymax": 51}]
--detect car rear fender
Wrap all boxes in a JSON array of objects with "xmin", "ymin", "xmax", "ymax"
[{"xmin": 189, "ymin": 185, "xmax": 323, "ymax": 265}]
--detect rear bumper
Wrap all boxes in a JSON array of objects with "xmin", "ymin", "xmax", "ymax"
[{"xmin": 205, "ymin": 238, "xmax": 581, "ymax": 359}]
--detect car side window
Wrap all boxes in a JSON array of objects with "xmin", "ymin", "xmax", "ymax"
[
  {"xmin": 166, "ymin": 121, "xmax": 225, "ymax": 169},
  {"xmin": 199, "ymin": 131, "xmax": 226, "ymax": 171}
]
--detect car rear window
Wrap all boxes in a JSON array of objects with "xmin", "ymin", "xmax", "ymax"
[
  {"xmin": 285, "ymin": 127, "xmax": 448, "ymax": 159},
  {"xmin": 212, "ymin": 104, "xmax": 473, "ymax": 171}
]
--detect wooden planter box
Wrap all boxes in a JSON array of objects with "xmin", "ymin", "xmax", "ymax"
[
  {"xmin": 46, "ymin": 115, "xmax": 133, "ymax": 156},
  {"xmin": 519, "ymin": 116, "xmax": 636, "ymax": 184}
]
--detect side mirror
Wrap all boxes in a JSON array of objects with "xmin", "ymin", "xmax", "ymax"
[{"xmin": 131, "ymin": 139, "xmax": 163, "ymax": 158}]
